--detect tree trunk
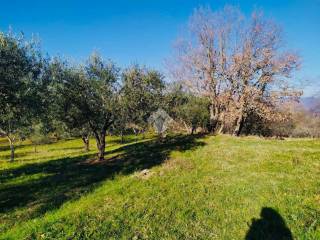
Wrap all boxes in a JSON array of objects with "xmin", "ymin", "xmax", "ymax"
[
  {"xmin": 209, "ymin": 104, "xmax": 219, "ymax": 133},
  {"xmin": 92, "ymin": 130, "xmax": 105, "ymax": 161},
  {"xmin": 213, "ymin": 110, "xmax": 225, "ymax": 135},
  {"xmin": 34, "ymin": 144, "xmax": 37, "ymax": 153},
  {"xmin": 90, "ymin": 119, "xmax": 113, "ymax": 161},
  {"xmin": 215, "ymin": 122, "xmax": 224, "ymax": 134},
  {"xmin": 7, "ymin": 137, "xmax": 15, "ymax": 162},
  {"xmin": 82, "ymin": 135, "xmax": 90, "ymax": 152},
  {"xmin": 93, "ymin": 131, "xmax": 106, "ymax": 161},
  {"xmin": 97, "ymin": 133, "xmax": 105, "ymax": 161},
  {"xmin": 233, "ymin": 96, "xmax": 246, "ymax": 136},
  {"xmin": 237, "ymin": 117, "xmax": 245, "ymax": 136},
  {"xmin": 233, "ymin": 112, "xmax": 245, "ymax": 136}
]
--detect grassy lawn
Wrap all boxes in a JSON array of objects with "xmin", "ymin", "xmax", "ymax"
[{"xmin": 0, "ymin": 135, "xmax": 319, "ymax": 239}]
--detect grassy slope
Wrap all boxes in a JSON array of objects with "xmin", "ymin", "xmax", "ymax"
[{"xmin": 0, "ymin": 135, "xmax": 319, "ymax": 239}]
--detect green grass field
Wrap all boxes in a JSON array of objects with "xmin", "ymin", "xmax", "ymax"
[{"xmin": 0, "ymin": 135, "xmax": 319, "ymax": 239}]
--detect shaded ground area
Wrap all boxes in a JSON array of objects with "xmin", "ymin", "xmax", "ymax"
[{"xmin": 0, "ymin": 134, "xmax": 205, "ymax": 230}]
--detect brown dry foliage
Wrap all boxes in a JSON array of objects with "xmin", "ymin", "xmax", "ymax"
[{"xmin": 169, "ymin": 6, "xmax": 301, "ymax": 135}]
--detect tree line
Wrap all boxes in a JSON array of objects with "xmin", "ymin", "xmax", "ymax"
[
  {"xmin": 1, "ymin": 6, "xmax": 319, "ymax": 162},
  {"xmin": 0, "ymin": 33, "xmax": 166, "ymax": 161}
]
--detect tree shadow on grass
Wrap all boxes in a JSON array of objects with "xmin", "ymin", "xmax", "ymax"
[
  {"xmin": 0, "ymin": 134, "xmax": 205, "ymax": 229},
  {"xmin": 0, "ymin": 143, "xmax": 32, "ymax": 151},
  {"xmin": 0, "ymin": 138, "xmax": 79, "ymax": 152},
  {"xmin": 108, "ymin": 136, "xmax": 146, "ymax": 145},
  {"xmin": 46, "ymin": 146, "xmax": 85, "ymax": 152},
  {"xmin": 0, "ymin": 152, "xmax": 29, "ymax": 160},
  {"xmin": 245, "ymin": 207, "xmax": 293, "ymax": 240}
]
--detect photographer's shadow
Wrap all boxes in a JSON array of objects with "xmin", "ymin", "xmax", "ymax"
[{"xmin": 245, "ymin": 207, "xmax": 293, "ymax": 240}]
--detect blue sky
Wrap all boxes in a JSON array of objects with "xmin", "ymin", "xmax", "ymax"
[{"xmin": 1, "ymin": 0, "xmax": 319, "ymax": 96}]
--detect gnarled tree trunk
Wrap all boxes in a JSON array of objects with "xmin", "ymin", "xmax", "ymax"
[
  {"xmin": 233, "ymin": 114, "xmax": 245, "ymax": 136},
  {"xmin": 209, "ymin": 104, "xmax": 218, "ymax": 133},
  {"xmin": 215, "ymin": 111, "xmax": 225, "ymax": 134},
  {"xmin": 89, "ymin": 118, "xmax": 114, "ymax": 161},
  {"xmin": 233, "ymin": 100, "xmax": 246, "ymax": 136},
  {"xmin": 209, "ymin": 103, "xmax": 225, "ymax": 134},
  {"xmin": 93, "ymin": 131, "xmax": 106, "ymax": 161}
]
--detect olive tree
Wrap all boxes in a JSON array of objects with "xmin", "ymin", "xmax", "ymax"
[
  {"xmin": 119, "ymin": 65, "xmax": 165, "ymax": 136},
  {"xmin": 164, "ymin": 84, "xmax": 210, "ymax": 134},
  {"xmin": 53, "ymin": 53, "xmax": 120, "ymax": 160},
  {"xmin": 0, "ymin": 32, "xmax": 43, "ymax": 161},
  {"xmin": 46, "ymin": 58, "xmax": 92, "ymax": 151}
]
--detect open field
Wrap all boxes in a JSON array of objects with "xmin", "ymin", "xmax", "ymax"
[{"xmin": 0, "ymin": 135, "xmax": 319, "ymax": 239}]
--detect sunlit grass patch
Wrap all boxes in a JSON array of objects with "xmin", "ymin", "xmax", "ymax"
[{"xmin": 0, "ymin": 135, "xmax": 319, "ymax": 239}]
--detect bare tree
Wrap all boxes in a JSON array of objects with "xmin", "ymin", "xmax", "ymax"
[
  {"xmin": 170, "ymin": 6, "xmax": 301, "ymax": 135},
  {"xmin": 228, "ymin": 11, "xmax": 301, "ymax": 135},
  {"xmin": 170, "ymin": 6, "xmax": 244, "ymax": 133}
]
